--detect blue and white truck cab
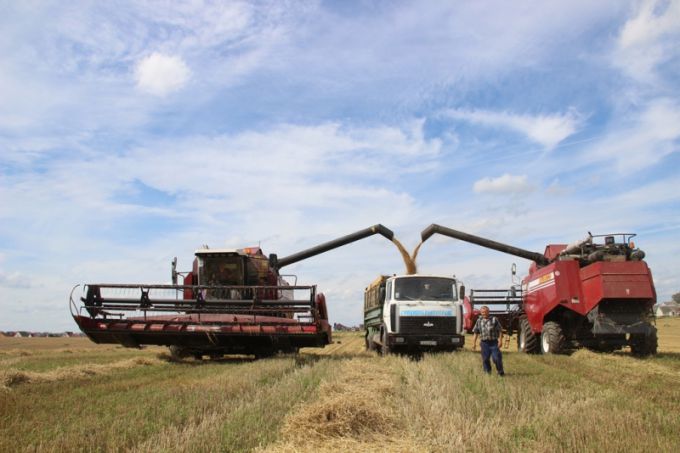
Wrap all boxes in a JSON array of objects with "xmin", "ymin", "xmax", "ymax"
[{"xmin": 364, "ymin": 274, "xmax": 465, "ymax": 354}]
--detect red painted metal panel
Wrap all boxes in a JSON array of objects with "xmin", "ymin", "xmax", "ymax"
[
  {"xmin": 523, "ymin": 261, "xmax": 584, "ymax": 332},
  {"xmin": 543, "ymin": 244, "xmax": 567, "ymax": 261},
  {"xmin": 580, "ymin": 261, "xmax": 655, "ymax": 309},
  {"xmin": 183, "ymin": 273, "xmax": 194, "ymax": 300}
]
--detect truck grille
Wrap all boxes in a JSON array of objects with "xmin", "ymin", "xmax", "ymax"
[{"xmin": 399, "ymin": 316, "xmax": 456, "ymax": 335}]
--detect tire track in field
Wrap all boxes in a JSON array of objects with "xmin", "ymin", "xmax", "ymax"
[{"xmin": 129, "ymin": 355, "xmax": 330, "ymax": 453}]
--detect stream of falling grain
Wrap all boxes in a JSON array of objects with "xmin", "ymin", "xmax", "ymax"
[
  {"xmin": 411, "ymin": 241, "xmax": 423, "ymax": 265},
  {"xmin": 391, "ymin": 238, "xmax": 417, "ymax": 275}
]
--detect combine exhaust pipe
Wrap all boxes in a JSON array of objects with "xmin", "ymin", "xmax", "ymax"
[
  {"xmin": 420, "ymin": 224, "xmax": 549, "ymax": 266},
  {"xmin": 273, "ymin": 224, "xmax": 394, "ymax": 269}
]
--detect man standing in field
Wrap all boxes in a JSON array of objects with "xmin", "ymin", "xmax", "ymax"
[{"xmin": 472, "ymin": 306, "xmax": 505, "ymax": 376}]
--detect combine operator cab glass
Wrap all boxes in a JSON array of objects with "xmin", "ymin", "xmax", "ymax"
[
  {"xmin": 199, "ymin": 254, "xmax": 244, "ymax": 286},
  {"xmin": 394, "ymin": 277, "xmax": 456, "ymax": 301}
]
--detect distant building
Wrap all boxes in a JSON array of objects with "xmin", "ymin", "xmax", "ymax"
[
  {"xmin": 333, "ymin": 323, "xmax": 363, "ymax": 332},
  {"xmin": 655, "ymin": 303, "xmax": 680, "ymax": 317}
]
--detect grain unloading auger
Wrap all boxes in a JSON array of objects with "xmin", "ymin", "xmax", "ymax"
[
  {"xmin": 70, "ymin": 225, "xmax": 394, "ymax": 359},
  {"xmin": 420, "ymin": 224, "xmax": 658, "ymax": 355}
]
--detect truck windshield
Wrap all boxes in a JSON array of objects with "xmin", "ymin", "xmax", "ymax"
[{"xmin": 394, "ymin": 277, "xmax": 456, "ymax": 301}]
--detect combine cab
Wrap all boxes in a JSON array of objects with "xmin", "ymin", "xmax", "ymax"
[
  {"xmin": 71, "ymin": 225, "xmax": 394, "ymax": 358},
  {"xmin": 421, "ymin": 225, "xmax": 658, "ymax": 355}
]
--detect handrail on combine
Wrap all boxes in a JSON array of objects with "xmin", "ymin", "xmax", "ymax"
[
  {"xmin": 69, "ymin": 284, "xmax": 81, "ymax": 318},
  {"xmin": 468, "ymin": 288, "xmax": 523, "ymax": 311},
  {"xmin": 468, "ymin": 287, "xmax": 524, "ymax": 337}
]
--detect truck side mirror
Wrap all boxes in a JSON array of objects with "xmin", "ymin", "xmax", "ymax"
[{"xmin": 459, "ymin": 285, "xmax": 466, "ymax": 300}]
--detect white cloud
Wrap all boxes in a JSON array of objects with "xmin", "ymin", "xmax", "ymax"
[
  {"xmin": 0, "ymin": 270, "xmax": 33, "ymax": 289},
  {"xmin": 473, "ymin": 174, "xmax": 534, "ymax": 194},
  {"xmin": 134, "ymin": 53, "xmax": 191, "ymax": 96},
  {"xmin": 614, "ymin": 0, "xmax": 680, "ymax": 82},
  {"xmin": 584, "ymin": 98, "xmax": 680, "ymax": 172},
  {"xmin": 443, "ymin": 108, "xmax": 583, "ymax": 150},
  {"xmin": 2, "ymin": 1, "xmax": 680, "ymax": 331}
]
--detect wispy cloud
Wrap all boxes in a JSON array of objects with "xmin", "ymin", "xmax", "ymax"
[
  {"xmin": 614, "ymin": 0, "xmax": 680, "ymax": 83},
  {"xmin": 583, "ymin": 98, "xmax": 680, "ymax": 172},
  {"xmin": 1, "ymin": 1, "xmax": 680, "ymax": 330},
  {"xmin": 473, "ymin": 174, "xmax": 534, "ymax": 195},
  {"xmin": 443, "ymin": 108, "xmax": 583, "ymax": 150}
]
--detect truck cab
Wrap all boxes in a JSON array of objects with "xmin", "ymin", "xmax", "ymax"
[{"xmin": 364, "ymin": 274, "xmax": 465, "ymax": 354}]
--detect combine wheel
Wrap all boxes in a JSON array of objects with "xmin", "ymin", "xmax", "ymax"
[
  {"xmin": 254, "ymin": 350, "xmax": 276, "ymax": 360},
  {"xmin": 631, "ymin": 330, "xmax": 658, "ymax": 356},
  {"xmin": 168, "ymin": 345, "xmax": 191, "ymax": 361},
  {"xmin": 540, "ymin": 321, "xmax": 566, "ymax": 354},
  {"xmin": 517, "ymin": 316, "xmax": 539, "ymax": 354}
]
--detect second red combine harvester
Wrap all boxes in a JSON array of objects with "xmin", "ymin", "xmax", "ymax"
[
  {"xmin": 71, "ymin": 225, "xmax": 394, "ymax": 359},
  {"xmin": 420, "ymin": 225, "xmax": 658, "ymax": 355}
]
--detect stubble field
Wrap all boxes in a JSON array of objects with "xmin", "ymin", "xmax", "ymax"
[{"xmin": 2, "ymin": 318, "xmax": 680, "ymax": 452}]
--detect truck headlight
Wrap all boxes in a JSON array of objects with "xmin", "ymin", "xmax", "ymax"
[{"xmin": 395, "ymin": 337, "xmax": 405, "ymax": 343}]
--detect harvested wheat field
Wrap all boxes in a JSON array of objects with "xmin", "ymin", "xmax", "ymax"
[{"xmin": 2, "ymin": 319, "xmax": 680, "ymax": 452}]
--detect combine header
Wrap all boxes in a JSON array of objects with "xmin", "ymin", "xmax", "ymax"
[
  {"xmin": 421, "ymin": 224, "xmax": 658, "ymax": 355},
  {"xmin": 71, "ymin": 225, "xmax": 394, "ymax": 359}
]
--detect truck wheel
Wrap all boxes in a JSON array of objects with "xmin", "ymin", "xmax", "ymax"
[
  {"xmin": 365, "ymin": 331, "xmax": 376, "ymax": 351},
  {"xmin": 631, "ymin": 330, "xmax": 658, "ymax": 356},
  {"xmin": 540, "ymin": 321, "xmax": 566, "ymax": 354},
  {"xmin": 517, "ymin": 316, "xmax": 539, "ymax": 354},
  {"xmin": 381, "ymin": 328, "xmax": 390, "ymax": 356}
]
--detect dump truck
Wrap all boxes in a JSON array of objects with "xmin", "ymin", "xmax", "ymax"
[
  {"xmin": 70, "ymin": 225, "xmax": 395, "ymax": 359},
  {"xmin": 364, "ymin": 274, "xmax": 465, "ymax": 355},
  {"xmin": 421, "ymin": 225, "xmax": 657, "ymax": 355}
]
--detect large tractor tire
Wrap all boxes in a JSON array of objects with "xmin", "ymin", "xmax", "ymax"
[
  {"xmin": 630, "ymin": 329, "xmax": 658, "ymax": 356},
  {"xmin": 254, "ymin": 350, "xmax": 277, "ymax": 360},
  {"xmin": 517, "ymin": 316, "xmax": 539, "ymax": 354},
  {"xmin": 168, "ymin": 345, "xmax": 191, "ymax": 361},
  {"xmin": 540, "ymin": 321, "xmax": 566, "ymax": 354}
]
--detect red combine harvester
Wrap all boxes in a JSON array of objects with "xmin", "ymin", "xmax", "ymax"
[
  {"xmin": 70, "ymin": 225, "xmax": 394, "ymax": 359},
  {"xmin": 421, "ymin": 224, "xmax": 658, "ymax": 355}
]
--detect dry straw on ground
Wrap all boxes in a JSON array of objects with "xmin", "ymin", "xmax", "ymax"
[
  {"xmin": 0, "ymin": 356, "xmax": 158, "ymax": 389},
  {"xmin": 262, "ymin": 357, "xmax": 426, "ymax": 453}
]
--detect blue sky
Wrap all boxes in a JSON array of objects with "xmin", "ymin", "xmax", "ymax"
[{"xmin": 1, "ymin": 0, "xmax": 679, "ymax": 330}]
